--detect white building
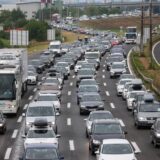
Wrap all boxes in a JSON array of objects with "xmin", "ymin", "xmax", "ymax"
[{"xmin": 0, "ymin": 4, "xmax": 17, "ymax": 12}]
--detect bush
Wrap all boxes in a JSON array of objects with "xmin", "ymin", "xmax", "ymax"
[{"xmin": 0, "ymin": 39, "xmax": 4, "ymax": 48}]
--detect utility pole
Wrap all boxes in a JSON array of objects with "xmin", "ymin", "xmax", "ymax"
[
  {"xmin": 140, "ymin": 0, "xmax": 144, "ymax": 55},
  {"xmin": 149, "ymin": 0, "xmax": 153, "ymax": 68}
]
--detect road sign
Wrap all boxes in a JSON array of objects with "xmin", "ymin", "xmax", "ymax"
[
  {"xmin": 10, "ymin": 30, "xmax": 29, "ymax": 46},
  {"xmin": 47, "ymin": 29, "xmax": 55, "ymax": 41}
]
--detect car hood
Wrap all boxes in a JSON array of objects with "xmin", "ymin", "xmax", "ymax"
[
  {"xmin": 138, "ymin": 112, "xmax": 160, "ymax": 118},
  {"xmin": 92, "ymin": 133, "xmax": 125, "ymax": 141},
  {"xmin": 99, "ymin": 153, "xmax": 135, "ymax": 160},
  {"xmin": 81, "ymin": 101, "xmax": 104, "ymax": 106},
  {"xmin": 26, "ymin": 116, "xmax": 55, "ymax": 124}
]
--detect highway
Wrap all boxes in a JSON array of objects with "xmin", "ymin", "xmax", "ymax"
[
  {"xmin": 0, "ymin": 44, "xmax": 160, "ymax": 160},
  {"xmin": 153, "ymin": 41, "xmax": 160, "ymax": 65}
]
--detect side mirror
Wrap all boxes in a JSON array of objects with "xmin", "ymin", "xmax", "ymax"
[
  {"xmin": 22, "ymin": 113, "xmax": 25, "ymax": 117},
  {"xmin": 56, "ymin": 134, "xmax": 61, "ymax": 138}
]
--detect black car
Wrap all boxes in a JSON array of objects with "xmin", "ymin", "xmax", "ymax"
[
  {"xmin": 79, "ymin": 93, "xmax": 104, "ymax": 115},
  {"xmin": 150, "ymin": 118, "xmax": 160, "ymax": 147},
  {"xmin": 19, "ymin": 144, "xmax": 64, "ymax": 160},
  {"xmin": 0, "ymin": 112, "xmax": 6, "ymax": 134},
  {"xmin": 89, "ymin": 119, "xmax": 126, "ymax": 155}
]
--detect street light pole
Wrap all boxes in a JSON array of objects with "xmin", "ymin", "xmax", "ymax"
[
  {"xmin": 140, "ymin": 0, "xmax": 144, "ymax": 55},
  {"xmin": 149, "ymin": 0, "xmax": 153, "ymax": 68}
]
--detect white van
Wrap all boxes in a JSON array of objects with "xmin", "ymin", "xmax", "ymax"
[{"xmin": 49, "ymin": 41, "xmax": 62, "ymax": 57}]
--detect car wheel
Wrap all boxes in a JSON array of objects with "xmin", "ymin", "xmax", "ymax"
[
  {"xmin": 91, "ymin": 146, "xmax": 95, "ymax": 155},
  {"xmin": 110, "ymin": 75, "xmax": 112, "ymax": 78},
  {"xmin": 1, "ymin": 126, "xmax": 6, "ymax": 134}
]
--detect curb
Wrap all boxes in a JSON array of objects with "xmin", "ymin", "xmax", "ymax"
[{"xmin": 152, "ymin": 41, "xmax": 160, "ymax": 66}]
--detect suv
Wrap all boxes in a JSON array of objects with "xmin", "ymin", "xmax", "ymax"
[
  {"xmin": 0, "ymin": 111, "xmax": 6, "ymax": 134},
  {"xmin": 150, "ymin": 118, "xmax": 160, "ymax": 147}
]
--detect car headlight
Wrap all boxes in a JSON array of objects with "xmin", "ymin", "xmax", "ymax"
[
  {"xmin": 0, "ymin": 124, "xmax": 3, "ymax": 127},
  {"xmin": 138, "ymin": 117, "xmax": 146, "ymax": 121},
  {"xmin": 80, "ymin": 105, "xmax": 85, "ymax": 108},
  {"xmin": 156, "ymin": 132, "xmax": 160, "ymax": 137},
  {"xmin": 93, "ymin": 139, "xmax": 100, "ymax": 144}
]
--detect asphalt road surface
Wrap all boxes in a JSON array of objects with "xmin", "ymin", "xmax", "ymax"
[{"xmin": 0, "ymin": 45, "xmax": 160, "ymax": 160}]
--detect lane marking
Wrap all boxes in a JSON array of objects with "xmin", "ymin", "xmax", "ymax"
[
  {"xmin": 23, "ymin": 104, "xmax": 28, "ymax": 110},
  {"xmin": 106, "ymin": 91, "xmax": 110, "ymax": 96},
  {"xmin": 67, "ymin": 103, "xmax": 71, "ymax": 108},
  {"xmin": 33, "ymin": 88, "xmax": 37, "ymax": 92},
  {"xmin": 131, "ymin": 141, "xmax": 141, "ymax": 153},
  {"xmin": 102, "ymin": 75, "xmax": 105, "ymax": 79},
  {"xmin": 103, "ymin": 64, "xmax": 106, "ymax": 67},
  {"xmin": 110, "ymin": 103, "xmax": 115, "ymax": 109},
  {"xmin": 68, "ymin": 91, "xmax": 71, "ymax": 96},
  {"xmin": 104, "ymin": 82, "xmax": 107, "ymax": 86},
  {"xmin": 119, "ymin": 119, "xmax": 125, "ymax": 127},
  {"xmin": 70, "ymin": 82, "xmax": 73, "ymax": 86},
  {"xmin": 28, "ymin": 95, "xmax": 33, "ymax": 100},
  {"xmin": 4, "ymin": 148, "xmax": 12, "ymax": 159},
  {"xmin": 67, "ymin": 118, "xmax": 71, "ymax": 126},
  {"xmin": 17, "ymin": 116, "xmax": 22, "ymax": 123},
  {"xmin": 72, "ymin": 75, "xmax": 75, "ymax": 78},
  {"xmin": 102, "ymin": 69, "xmax": 105, "ymax": 72},
  {"xmin": 12, "ymin": 129, "xmax": 18, "ymax": 139},
  {"xmin": 69, "ymin": 140, "xmax": 75, "ymax": 151}
]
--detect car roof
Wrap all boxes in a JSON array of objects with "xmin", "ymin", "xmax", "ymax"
[
  {"xmin": 26, "ymin": 143, "xmax": 58, "ymax": 149},
  {"xmin": 28, "ymin": 101, "xmax": 53, "ymax": 107},
  {"xmin": 93, "ymin": 119, "xmax": 120, "ymax": 124},
  {"xmin": 103, "ymin": 139, "xmax": 130, "ymax": 144}
]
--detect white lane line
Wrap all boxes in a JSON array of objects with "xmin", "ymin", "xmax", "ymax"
[
  {"xmin": 110, "ymin": 103, "xmax": 115, "ymax": 109},
  {"xmin": 28, "ymin": 95, "xmax": 33, "ymax": 100},
  {"xmin": 102, "ymin": 69, "xmax": 105, "ymax": 72},
  {"xmin": 70, "ymin": 82, "xmax": 73, "ymax": 86},
  {"xmin": 131, "ymin": 141, "xmax": 141, "ymax": 153},
  {"xmin": 23, "ymin": 104, "xmax": 28, "ymax": 110},
  {"xmin": 67, "ymin": 118, "xmax": 71, "ymax": 126},
  {"xmin": 69, "ymin": 140, "xmax": 75, "ymax": 151},
  {"xmin": 12, "ymin": 129, "xmax": 18, "ymax": 139},
  {"xmin": 119, "ymin": 119, "xmax": 125, "ymax": 127},
  {"xmin": 67, "ymin": 103, "xmax": 71, "ymax": 108},
  {"xmin": 33, "ymin": 88, "xmax": 37, "ymax": 92},
  {"xmin": 72, "ymin": 75, "xmax": 75, "ymax": 78},
  {"xmin": 17, "ymin": 116, "xmax": 22, "ymax": 123},
  {"xmin": 4, "ymin": 148, "xmax": 12, "ymax": 159},
  {"xmin": 104, "ymin": 82, "xmax": 107, "ymax": 86},
  {"xmin": 68, "ymin": 91, "xmax": 71, "ymax": 96},
  {"xmin": 106, "ymin": 91, "xmax": 110, "ymax": 96},
  {"xmin": 102, "ymin": 75, "xmax": 105, "ymax": 79}
]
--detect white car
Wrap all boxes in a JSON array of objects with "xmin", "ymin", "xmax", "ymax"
[
  {"xmin": 74, "ymin": 61, "xmax": 86, "ymax": 73},
  {"xmin": 96, "ymin": 139, "xmax": 138, "ymax": 160},
  {"xmin": 27, "ymin": 71, "xmax": 38, "ymax": 85},
  {"xmin": 23, "ymin": 119, "xmax": 60, "ymax": 149},
  {"xmin": 122, "ymin": 82, "xmax": 132, "ymax": 100},
  {"xmin": 116, "ymin": 79, "xmax": 132, "ymax": 96},
  {"xmin": 35, "ymin": 92, "xmax": 61, "ymax": 113}
]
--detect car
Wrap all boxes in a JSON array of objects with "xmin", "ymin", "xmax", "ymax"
[
  {"xmin": 79, "ymin": 93, "xmax": 104, "ymax": 115},
  {"xmin": 110, "ymin": 62, "xmax": 126, "ymax": 78},
  {"xmin": 27, "ymin": 71, "xmax": 38, "ymax": 85},
  {"xmin": 150, "ymin": 118, "xmax": 160, "ymax": 147},
  {"xmin": 53, "ymin": 66, "xmax": 68, "ymax": 80},
  {"xmin": 134, "ymin": 102, "xmax": 160, "ymax": 128},
  {"xmin": 35, "ymin": 92, "xmax": 61, "ymax": 113},
  {"xmin": 74, "ymin": 61, "xmax": 86, "ymax": 73},
  {"xmin": 19, "ymin": 144, "xmax": 64, "ymax": 160},
  {"xmin": 79, "ymin": 79, "xmax": 99, "ymax": 89},
  {"xmin": 54, "ymin": 62, "xmax": 70, "ymax": 75},
  {"xmin": 89, "ymin": 119, "xmax": 126, "ymax": 154},
  {"xmin": 85, "ymin": 111, "xmax": 114, "ymax": 137},
  {"xmin": 0, "ymin": 111, "xmax": 6, "ymax": 134},
  {"xmin": 116, "ymin": 79, "xmax": 132, "ymax": 96},
  {"xmin": 24, "ymin": 101, "xmax": 58, "ymax": 134},
  {"xmin": 96, "ymin": 139, "xmax": 138, "ymax": 160},
  {"xmin": 77, "ymin": 85, "xmax": 99, "ymax": 104},
  {"xmin": 76, "ymin": 69, "xmax": 96, "ymax": 87},
  {"xmin": 23, "ymin": 118, "xmax": 60, "ymax": 149}
]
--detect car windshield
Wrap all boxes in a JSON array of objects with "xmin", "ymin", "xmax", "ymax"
[
  {"xmin": 77, "ymin": 61, "xmax": 85, "ymax": 65},
  {"xmin": 80, "ymin": 80, "xmax": 97, "ymax": 85},
  {"xmin": 56, "ymin": 63, "xmax": 68, "ymax": 67},
  {"xmin": 137, "ymin": 94, "xmax": 145, "ymax": 101},
  {"xmin": 93, "ymin": 124, "xmax": 122, "ymax": 134},
  {"xmin": 28, "ymin": 72, "xmax": 35, "ymax": 76},
  {"xmin": 79, "ymin": 86, "xmax": 97, "ymax": 92},
  {"xmin": 50, "ymin": 45, "xmax": 60, "ymax": 49},
  {"xmin": 89, "ymin": 113, "xmax": 113, "ymax": 121},
  {"xmin": 129, "ymin": 92, "xmax": 136, "ymax": 98},
  {"xmin": 26, "ymin": 148, "xmax": 58, "ymax": 160},
  {"xmin": 27, "ymin": 106, "xmax": 54, "ymax": 117},
  {"xmin": 31, "ymin": 60, "xmax": 42, "ymax": 66},
  {"xmin": 139, "ymin": 104, "xmax": 160, "ymax": 112},
  {"xmin": 85, "ymin": 53, "xmax": 99, "ymax": 59},
  {"xmin": 108, "ymin": 57, "xmax": 123, "ymax": 63},
  {"xmin": 82, "ymin": 95, "xmax": 101, "ymax": 101},
  {"xmin": 45, "ymin": 79, "xmax": 59, "ymax": 84},
  {"xmin": 119, "ymin": 80, "xmax": 131, "ymax": 85},
  {"xmin": 112, "ymin": 64, "xmax": 124, "ymax": 69},
  {"xmin": 102, "ymin": 144, "xmax": 133, "ymax": 154},
  {"xmin": 78, "ymin": 70, "xmax": 94, "ymax": 75},
  {"xmin": 37, "ymin": 95, "xmax": 58, "ymax": 101},
  {"xmin": 27, "ymin": 129, "xmax": 55, "ymax": 138},
  {"xmin": 120, "ymin": 74, "xmax": 134, "ymax": 79}
]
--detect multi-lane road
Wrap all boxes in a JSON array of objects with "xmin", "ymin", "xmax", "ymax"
[{"xmin": 0, "ymin": 44, "xmax": 159, "ymax": 160}]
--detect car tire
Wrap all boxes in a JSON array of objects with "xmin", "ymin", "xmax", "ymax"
[{"xmin": 1, "ymin": 126, "xmax": 6, "ymax": 134}]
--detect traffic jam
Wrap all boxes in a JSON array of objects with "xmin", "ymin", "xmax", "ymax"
[{"xmin": 0, "ymin": 31, "xmax": 160, "ymax": 160}]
